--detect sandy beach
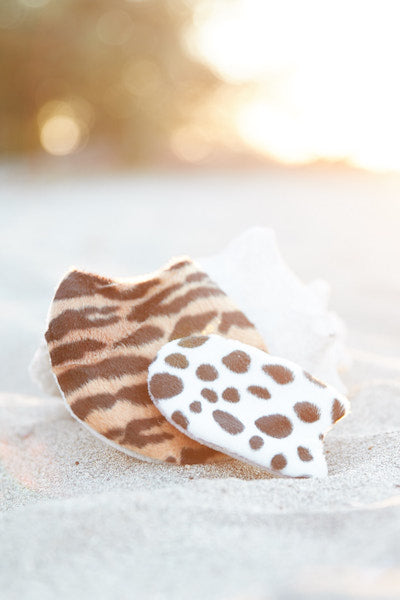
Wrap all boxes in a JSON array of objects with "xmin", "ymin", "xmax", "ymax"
[{"xmin": 1, "ymin": 167, "xmax": 400, "ymax": 599}]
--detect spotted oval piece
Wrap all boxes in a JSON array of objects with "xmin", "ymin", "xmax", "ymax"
[
  {"xmin": 222, "ymin": 387, "xmax": 240, "ymax": 403},
  {"xmin": 270, "ymin": 453, "xmax": 287, "ymax": 470},
  {"xmin": 247, "ymin": 385, "xmax": 271, "ymax": 400},
  {"xmin": 249, "ymin": 435, "xmax": 264, "ymax": 450},
  {"xmin": 149, "ymin": 373, "xmax": 183, "ymax": 400},
  {"xmin": 165, "ymin": 353, "xmax": 189, "ymax": 369},
  {"xmin": 294, "ymin": 402, "xmax": 320, "ymax": 423},
  {"xmin": 213, "ymin": 410, "xmax": 244, "ymax": 435},
  {"xmin": 255, "ymin": 414, "xmax": 293, "ymax": 438},
  {"xmin": 148, "ymin": 334, "xmax": 350, "ymax": 478},
  {"xmin": 201, "ymin": 388, "xmax": 218, "ymax": 403},
  {"xmin": 222, "ymin": 350, "xmax": 251, "ymax": 373},
  {"xmin": 297, "ymin": 446, "xmax": 313, "ymax": 462},
  {"xmin": 331, "ymin": 398, "xmax": 346, "ymax": 423},
  {"xmin": 196, "ymin": 364, "xmax": 218, "ymax": 382},
  {"xmin": 263, "ymin": 364, "xmax": 294, "ymax": 384}
]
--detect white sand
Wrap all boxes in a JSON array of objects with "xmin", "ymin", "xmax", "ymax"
[{"xmin": 1, "ymin": 168, "xmax": 400, "ymax": 599}]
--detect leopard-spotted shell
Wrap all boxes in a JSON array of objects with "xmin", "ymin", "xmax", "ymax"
[{"xmin": 148, "ymin": 334, "xmax": 350, "ymax": 477}]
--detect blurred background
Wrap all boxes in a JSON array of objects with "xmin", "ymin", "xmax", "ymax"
[
  {"xmin": 1, "ymin": 0, "xmax": 400, "ymax": 393},
  {"xmin": 3, "ymin": 0, "xmax": 400, "ymax": 171}
]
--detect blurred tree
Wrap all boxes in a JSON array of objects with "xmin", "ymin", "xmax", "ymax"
[{"xmin": 0, "ymin": 0, "xmax": 220, "ymax": 164}]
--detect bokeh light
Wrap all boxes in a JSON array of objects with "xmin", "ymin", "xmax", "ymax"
[
  {"xmin": 170, "ymin": 126, "xmax": 211, "ymax": 163},
  {"xmin": 2, "ymin": 0, "xmax": 400, "ymax": 171},
  {"xmin": 37, "ymin": 99, "xmax": 90, "ymax": 156},
  {"xmin": 40, "ymin": 115, "xmax": 81, "ymax": 156},
  {"xmin": 122, "ymin": 59, "xmax": 161, "ymax": 97},
  {"xmin": 96, "ymin": 9, "xmax": 133, "ymax": 46},
  {"xmin": 186, "ymin": 0, "xmax": 400, "ymax": 172}
]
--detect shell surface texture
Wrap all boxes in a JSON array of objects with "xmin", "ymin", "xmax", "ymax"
[
  {"xmin": 148, "ymin": 334, "xmax": 350, "ymax": 477},
  {"xmin": 44, "ymin": 258, "xmax": 266, "ymax": 465}
]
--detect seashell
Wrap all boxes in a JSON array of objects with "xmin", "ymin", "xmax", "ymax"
[
  {"xmin": 31, "ymin": 228, "xmax": 349, "ymax": 396},
  {"xmin": 148, "ymin": 334, "xmax": 350, "ymax": 477},
  {"xmin": 199, "ymin": 227, "xmax": 350, "ymax": 391},
  {"xmin": 44, "ymin": 258, "xmax": 266, "ymax": 465}
]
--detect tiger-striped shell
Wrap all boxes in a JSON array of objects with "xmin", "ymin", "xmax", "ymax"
[{"xmin": 45, "ymin": 258, "xmax": 267, "ymax": 465}]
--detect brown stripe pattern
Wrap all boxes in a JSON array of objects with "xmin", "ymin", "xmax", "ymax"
[{"xmin": 45, "ymin": 257, "xmax": 267, "ymax": 465}]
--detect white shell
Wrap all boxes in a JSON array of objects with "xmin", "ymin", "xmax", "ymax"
[
  {"xmin": 29, "ymin": 338, "xmax": 62, "ymax": 398},
  {"xmin": 199, "ymin": 227, "xmax": 350, "ymax": 391},
  {"xmin": 148, "ymin": 334, "xmax": 350, "ymax": 478}
]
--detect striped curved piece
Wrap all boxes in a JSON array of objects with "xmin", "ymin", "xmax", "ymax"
[{"xmin": 45, "ymin": 258, "xmax": 267, "ymax": 464}]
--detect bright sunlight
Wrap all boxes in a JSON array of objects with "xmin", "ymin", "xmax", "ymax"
[{"xmin": 185, "ymin": 0, "xmax": 400, "ymax": 172}]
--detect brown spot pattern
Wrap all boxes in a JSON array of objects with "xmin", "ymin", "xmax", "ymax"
[
  {"xmin": 171, "ymin": 410, "xmax": 189, "ymax": 430},
  {"xmin": 331, "ymin": 398, "xmax": 346, "ymax": 423},
  {"xmin": 222, "ymin": 387, "xmax": 240, "ymax": 403},
  {"xmin": 247, "ymin": 385, "xmax": 271, "ymax": 400},
  {"xmin": 189, "ymin": 401, "xmax": 202, "ymax": 413},
  {"xmin": 213, "ymin": 410, "xmax": 245, "ymax": 435},
  {"xmin": 149, "ymin": 373, "xmax": 183, "ymax": 400},
  {"xmin": 263, "ymin": 364, "xmax": 294, "ymax": 384},
  {"xmin": 255, "ymin": 414, "xmax": 293, "ymax": 438},
  {"xmin": 294, "ymin": 402, "xmax": 320, "ymax": 423},
  {"xmin": 249, "ymin": 435, "xmax": 264, "ymax": 450},
  {"xmin": 178, "ymin": 335, "xmax": 209, "ymax": 348},
  {"xmin": 201, "ymin": 388, "xmax": 218, "ymax": 403},
  {"xmin": 165, "ymin": 353, "xmax": 189, "ymax": 369},
  {"xmin": 271, "ymin": 454, "xmax": 287, "ymax": 471},
  {"xmin": 196, "ymin": 364, "xmax": 218, "ymax": 381},
  {"xmin": 222, "ymin": 350, "xmax": 251, "ymax": 373},
  {"xmin": 213, "ymin": 410, "xmax": 244, "ymax": 435},
  {"xmin": 304, "ymin": 370, "xmax": 327, "ymax": 388},
  {"xmin": 297, "ymin": 446, "xmax": 313, "ymax": 462}
]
